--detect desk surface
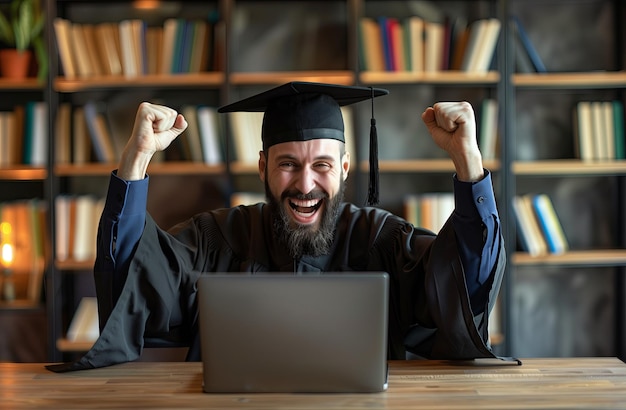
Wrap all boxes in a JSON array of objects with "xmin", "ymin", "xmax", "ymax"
[{"xmin": 1, "ymin": 358, "xmax": 626, "ymax": 409}]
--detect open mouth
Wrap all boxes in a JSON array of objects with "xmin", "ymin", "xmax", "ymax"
[{"xmin": 289, "ymin": 198, "xmax": 323, "ymax": 216}]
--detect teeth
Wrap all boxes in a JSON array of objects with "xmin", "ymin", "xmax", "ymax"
[
  {"xmin": 291, "ymin": 199, "xmax": 319, "ymax": 208},
  {"xmin": 289, "ymin": 199, "xmax": 321, "ymax": 213}
]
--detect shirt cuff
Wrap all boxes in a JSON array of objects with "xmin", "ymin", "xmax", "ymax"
[
  {"xmin": 105, "ymin": 171, "xmax": 149, "ymax": 216},
  {"xmin": 453, "ymin": 170, "xmax": 497, "ymax": 220}
]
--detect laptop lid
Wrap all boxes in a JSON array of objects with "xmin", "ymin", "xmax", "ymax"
[{"xmin": 197, "ymin": 273, "xmax": 389, "ymax": 393}]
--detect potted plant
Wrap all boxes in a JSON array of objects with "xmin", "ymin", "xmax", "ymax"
[{"xmin": 0, "ymin": 0, "xmax": 46, "ymax": 80}]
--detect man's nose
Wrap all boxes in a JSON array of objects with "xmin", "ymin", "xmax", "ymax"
[{"xmin": 294, "ymin": 167, "xmax": 316, "ymax": 195}]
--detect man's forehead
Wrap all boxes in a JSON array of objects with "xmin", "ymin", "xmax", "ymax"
[{"xmin": 267, "ymin": 139, "xmax": 345, "ymax": 159}]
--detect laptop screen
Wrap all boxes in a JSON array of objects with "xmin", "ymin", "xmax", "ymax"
[{"xmin": 197, "ymin": 272, "xmax": 389, "ymax": 393}]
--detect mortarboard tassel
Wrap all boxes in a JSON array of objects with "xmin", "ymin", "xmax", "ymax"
[{"xmin": 367, "ymin": 87, "xmax": 380, "ymax": 206}]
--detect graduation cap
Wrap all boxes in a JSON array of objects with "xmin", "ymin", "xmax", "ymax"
[{"xmin": 218, "ymin": 82, "xmax": 389, "ymax": 205}]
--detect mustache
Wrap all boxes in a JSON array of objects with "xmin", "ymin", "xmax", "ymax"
[{"xmin": 281, "ymin": 189, "xmax": 328, "ymax": 201}]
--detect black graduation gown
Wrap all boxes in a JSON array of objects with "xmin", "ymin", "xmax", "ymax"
[{"xmin": 46, "ymin": 202, "xmax": 505, "ymax": 372}]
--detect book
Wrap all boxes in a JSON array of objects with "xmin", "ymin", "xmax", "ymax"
[
  {"xmin": 229, "ymin": 111, "xmax": 263, "ymax": 164},
  {"xmin": 389, "ymin": 18, "xmax": 406, "ymax": 71},
  {"xmin": 478, "ymin": 98, "xmax": 499, "ymax": 160},
  {"xmin": 602, "ymin": 101, "xmax": 615, "ymax": 160},
  {"xmin": 160, "ymin": 18, "xmax": 179, "ymax": 75},
  {"xmin": 55, "ymin": 102, "xmax": 71, "ymax": 164},
  {"xmin": 532, "ymin": 194, "xmax": 569, "ymax": 254},
  {"xmin": 359, "ymin": 17, "xmax": 385, "ymax": 71},
  {"xmin": 118, "ymin": 20, "xmax": 139, "ymax": 77},
  {"xmin": 72, "ymin": 106, "xmax": 92, "ymax": 164},
  {"xmin": 510, "ymin": 15, "xmax": 547, "ymax": 73},
  {"xmin": 67, "ymin": 297, "xmax": 100, "ymax": 342},
  {"xmin": 460, "ymin": 18, "xmax": 500, "ymax": 73},
  {"xmin": 72, "ymin": 195, "xmax": 96, "ymax": 262},
  {"xmin": 181, "ymin": 105, "xmax": 204, "ymax": 163},
  {"xmin": 424, "ymin": 20, "xmax": 444, "ymax": 72},
  {"xmin": 449, "ymin": 18, "xmax": 470, "ymax": 71},
  {"xmin": 512, "ymin": 195, "xmax": 548, "ymax": 256},
  {"xmin": 189, "ymin": 20, "xmax": 209, "ymax": 73},
  {"xmin": 575, "ymin": 101, "xmax": 594, "ymax": 161},
  {"xmin": 145, "ymin": 26, "xmax": 164, "ymax": 75},
  {"xmin": 406, "ymin": 16, "xmax": 424, "ymax": 73},
  {"xmin": 196, "ymin": 105, "xmax": 223, "ymax": 165},
  {"xmin": 83, "ymin": 102, "xmax": 117, "ymax": 163},
  {"xmin": 22, "ymin": 102, "xmax": 48, "ymax": 167},
  {"xmin": 54, "ymin": 195, "xmax": 70, "ymax": 262},
  {"xmin": 53, "ymin": 18, "xmax": 77, "ymax": 79},
  {"xmin": 591, "ymin": 101, "xmax": 607, "ymax": 160},
  {"xmin": 613, "ymin": 100, "xmax": 625, "ymax": 160},
  {"xmin": 81, "ymin": 24, "xmax": 105, "ymax": 77},
  {"xmin": 95, "ymin": 23, "xmax": 123, "ymax": 76},
  {"xmin": 470, "ymin": 18, "xmax": 501, "ymax": 73},
  {"xmin": 70, "ymin": 22, "xmax": 94, "ymax": 78}
]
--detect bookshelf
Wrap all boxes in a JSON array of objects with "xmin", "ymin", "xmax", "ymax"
[
  {"xmin": 0, "ymin": 0, "xmax": 624, "ymax": 362},
  {"xmin": 505, "ymin": 0, "xmax": 626, "ymax": 359}
]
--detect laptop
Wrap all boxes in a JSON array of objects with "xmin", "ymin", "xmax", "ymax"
[{"xmin": 197, "ymin": 272, "xmax": 389, "ymax": 393}]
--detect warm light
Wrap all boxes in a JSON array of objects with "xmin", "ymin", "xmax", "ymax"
[
  {"xmin": 1, "ymin": 243, "xmax": 13, "ymax": 268},
  {"xmin": 0, "ymin": 222, "xmax": 12, "ymax": 268},
  {"xmin": 133, "ymin": 0, "xmax": 160, "ymax": 10}
]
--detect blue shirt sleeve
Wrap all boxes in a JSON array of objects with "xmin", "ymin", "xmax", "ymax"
[
  {"xmin": 450, "ymin": 170, "xmax": 502, "ymax": 314},
  {"xmin": 99, "ymin": 171, "xmax": 149, "ymax": 297}
]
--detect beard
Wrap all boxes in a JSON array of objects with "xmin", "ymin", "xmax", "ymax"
[{"xmin": 266, "ymin": 177, "xmax": 346, "ymax": 259}]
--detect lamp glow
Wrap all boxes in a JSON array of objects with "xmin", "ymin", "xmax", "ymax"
[{"xmin": 1, "ymin": 243, "xmax": 13, "ymax": 268}]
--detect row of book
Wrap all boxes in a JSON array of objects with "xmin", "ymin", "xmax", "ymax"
[
  {"xmin": 55, "ymin": 195, "xmax": 104, "ymax": 263},
  {"xmin": 574, "ymin": 100, "xmax": 625, "ymax": 161},
  {"xmin": 53, "ymin": 17, "xmax": 220, "ymax": 79},
  {"xmin": 403, "ymin": 192, "xmax": 454, "ymax": 234},
  {"xmin": 0, "ymin": 102, "xmax": 48, "ymax": 167},
  {"xmin": 359, "ymin": 16, "xmax": 501, "ymax": 73},
  {"xmin": 0, "ymin": 199, "xmax": 48, "ymax": 303},
  {"xmin": 512, "ymin": 194, "xmax": 569, "ymax": 256},
  {"xmin": 55, "ymin": 102, "xmax": 226, "ymax": 165}
]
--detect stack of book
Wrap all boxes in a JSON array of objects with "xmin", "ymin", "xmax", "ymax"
[
  {"xmin": 512, "ymin": 194, "xmax": 569, "ymax": 256},
  {"xmin": 574, "ymin": 100, "xmax": 625, "ymax": 161}
]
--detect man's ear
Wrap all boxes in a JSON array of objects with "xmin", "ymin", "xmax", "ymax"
[
  {"xmin": 342, "ymin": 151, "xmax": 350, "ymax": 181},
  {"xmin": 259, "ymin": 151, "xmax": 267, "ymax": 182}
]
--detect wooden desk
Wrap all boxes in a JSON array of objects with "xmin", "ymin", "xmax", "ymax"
[{"xmin": 1, "ymin": 358, "xmax": 626, "ymax": 409}]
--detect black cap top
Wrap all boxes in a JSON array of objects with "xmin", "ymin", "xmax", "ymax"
[{"xmin": 218, "ymin": 81, "xmax": 389, "ymax": 205}]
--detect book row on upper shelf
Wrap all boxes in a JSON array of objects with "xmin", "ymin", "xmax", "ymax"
[
  {"xmin": 359, "ymin": 16, "xmax": 501, "ymax": 74},
  {"xmin": 512, "ymin": 193, "xmax": 569, "ymax": 257},
  {"xmin": 53, "ymin": 16, "xmax": 222, "ymax": 80}
]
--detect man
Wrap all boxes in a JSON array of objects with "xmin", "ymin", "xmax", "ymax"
[{"xmin": 47, "ymin": 82, "xmax": 505, "ymax": 372}]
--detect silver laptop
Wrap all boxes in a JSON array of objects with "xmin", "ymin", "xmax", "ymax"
[{"xmin": 197, "ymin": 272, "xmax": 389, "ymax": 393}]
